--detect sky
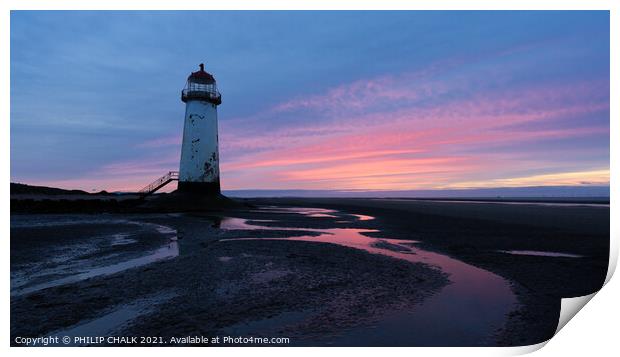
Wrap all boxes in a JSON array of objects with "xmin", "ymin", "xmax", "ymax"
[{"xmin": 10, "ymin": 11, "xmax": 610, "ymax": 193}]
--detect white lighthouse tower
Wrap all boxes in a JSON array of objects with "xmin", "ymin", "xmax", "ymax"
[{"xmin": 178, "ymin": 63, "xmax": 222, "ymax": 195}]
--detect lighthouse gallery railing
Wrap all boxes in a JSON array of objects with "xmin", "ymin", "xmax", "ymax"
[{"xmin": 181, "ymin": 89, "xmax": 222, "ymax": 104}]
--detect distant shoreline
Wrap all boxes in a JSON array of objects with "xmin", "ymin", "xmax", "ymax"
[
  {"xmin": 361, "ymin": 197, "xmax": 610, "ymax": 206},
  {"xmin": 10, "ymin": 182, "xmax": 610, "ymax": 214}
]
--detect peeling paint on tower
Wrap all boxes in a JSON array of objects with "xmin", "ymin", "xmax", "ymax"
[{"xmin": 178, "ymin": 64, "xmax": 222, "ymax": 195}]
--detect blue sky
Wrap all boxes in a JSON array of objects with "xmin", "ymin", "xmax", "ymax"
[{"xmin": 10, "ymin": 11, "xmax": 609, "ymax": 192}]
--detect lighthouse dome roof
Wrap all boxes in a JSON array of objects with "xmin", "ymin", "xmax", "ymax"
[{"xmin": 188, "ymin": 63, "xmax": 215, "ymax": 84}]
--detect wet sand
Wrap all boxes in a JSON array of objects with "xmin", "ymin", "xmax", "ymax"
[
  {"xmin": 10, "ymin": 198, "xmax": 609, "ymax": 346},
  {"xmin": 251, "ymin": 198, "xmax": 609, "ymax": 345}
]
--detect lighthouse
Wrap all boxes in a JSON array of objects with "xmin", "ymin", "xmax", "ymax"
[{"xmin": 178, "ymin": 64, "xmax": 222, "ymax": 195}]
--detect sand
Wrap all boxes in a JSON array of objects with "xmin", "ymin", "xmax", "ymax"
[
  {"xmin": 251, "ymin": 198, "xmax": 609, "ymax": 345},
  {"xmin": 9, "ymin": 198, "xmax": 609, "ymax": 346}
]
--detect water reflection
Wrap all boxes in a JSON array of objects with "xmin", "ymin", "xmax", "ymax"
[
  {"xmin": 219, "ymin": 217, "xmax": 270, "ymax": 230},
  {"xmin": 255, "ymin": 206, "xmax": 340, "ymax": 218},
  {"xmin": 51, "ymin": 292, "xmax": 177, "ymax": 346},
  {"xmin": 499, "ymin": 250, "xmax": 582, "ymax": 258},
  {"xmin": 218, "ymin": 210, "xmax": 517, "ymax": 346},
  {"xmin": 11, "ymin": 217, "xmax": 179, "ymax": 297},
  {"xmin": 13, "ymin": 241, "xmax": 179, "ymax": 297}
]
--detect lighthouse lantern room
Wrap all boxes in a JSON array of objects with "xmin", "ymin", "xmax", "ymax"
[{"xmin": 178, "ymin": 63, "xmax": 222, "ymax": 195}]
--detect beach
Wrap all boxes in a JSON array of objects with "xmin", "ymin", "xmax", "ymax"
[{"xmin": 10, "ymin": 198, "xmax": 609, "ymax": 346}]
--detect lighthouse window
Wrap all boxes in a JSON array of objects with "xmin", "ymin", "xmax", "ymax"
[{"xmin": 188, "ymin": 82, "xmax": 217, "ymax": 94}]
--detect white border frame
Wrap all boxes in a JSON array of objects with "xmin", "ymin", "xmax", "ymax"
[{"xmin": 2, "ymin": 1, "xmax": 616, "ymax": 356}]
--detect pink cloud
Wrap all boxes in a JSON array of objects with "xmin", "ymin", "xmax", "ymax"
[
  {"xmin": 63, "ymin": 57, "xmax": 609, "ymax": 192},
  {"xmin": 217, "ymin": 73, "xmax": 608, "ymax": 190}
]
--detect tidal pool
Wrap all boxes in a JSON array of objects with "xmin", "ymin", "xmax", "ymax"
[
  {"xmin": 218, "ymin": 207, "xmax": 517, "ymax": 346},
  {"xmin": 11, "ymin": 217, "xmax": 179, "ymax": 297},
  {"xmin": 50, "ymin": 292, "xmax": 177, "ymax": 346},
  {"xmin": 499, "ymin": 250, "xmax": 583, "ymax": 258}
]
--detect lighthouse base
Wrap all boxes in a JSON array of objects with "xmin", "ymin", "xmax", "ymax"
[
  {"xmin": 139, "ymin": 190, "xmax": 242, "ymax": 212},
  {"xmin": 177, "ymin": 181, "xmax": 221, "ymax": 196}
]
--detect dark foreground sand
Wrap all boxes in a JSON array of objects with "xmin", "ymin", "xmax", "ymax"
[
  {"xmin": 252, "ymin": 198, "xmax": 609, "ymax": 345},
  {"xmin": 10, "ymin": 198, "xmax": 609, "ymax": 346}
]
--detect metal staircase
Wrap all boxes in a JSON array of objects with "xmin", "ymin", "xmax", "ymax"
[{"xmin": 139, "ymin": 171, "xmax": 179, "ymax": 197}]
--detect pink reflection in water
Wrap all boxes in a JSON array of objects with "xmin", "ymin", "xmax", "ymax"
[
  {"xmin": 219, "ymin": 208, "xmax": 517, "ymax": 346},
  {"xmin": 220, "ymin": 217, "xmax": 266, "ymax": 230},
  {"xmin": 254, "ymin": 206, "xmax": 340, "ymax": 218}
]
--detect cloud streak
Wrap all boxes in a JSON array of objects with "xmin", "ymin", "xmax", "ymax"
[
  {"xmin": 216, "ymin": 70, "xmax": 608, "ymax": 190},
  {"xmin": 10, "ymin": 11, "xmax": 610, "ymax": 193}
]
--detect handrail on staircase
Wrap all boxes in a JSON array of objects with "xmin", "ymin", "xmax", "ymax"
[{"xmin": 139, "ymin": 171, "xmax": 179, "ymax": 196}]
